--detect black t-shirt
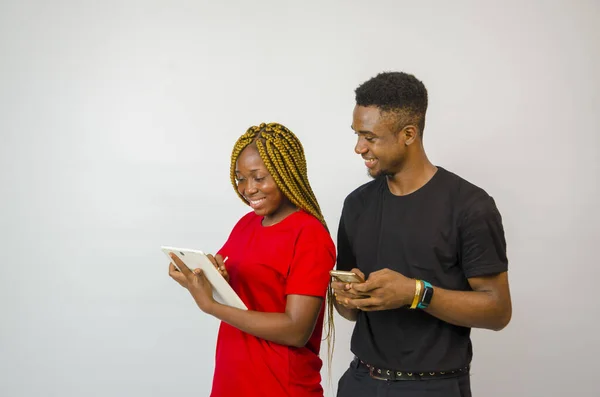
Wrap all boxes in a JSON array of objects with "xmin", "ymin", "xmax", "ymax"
[{"xmin": 337, "ymin": 167, "xmax": 508, "ymax": 372}]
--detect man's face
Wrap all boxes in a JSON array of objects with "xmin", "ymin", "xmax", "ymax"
[{"xmin": 351, "ymin": 105, "xmax": 406, "ymax": 178}]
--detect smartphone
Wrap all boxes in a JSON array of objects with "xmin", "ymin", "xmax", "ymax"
[{"xmin": 330, "ymin": 270, "xmax": 364, "ymax": 283}]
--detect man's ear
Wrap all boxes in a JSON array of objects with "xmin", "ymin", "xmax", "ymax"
[{"xmin": 401, "ymin": 125, "xmax": 419, "ymax": 146}]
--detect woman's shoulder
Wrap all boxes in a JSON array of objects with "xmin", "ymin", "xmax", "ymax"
[
  {"xmin": 289, "ymin": 210, "xmax": 325, "ymax": 229},
  {"xmin": 230, "ymin": 211, "xmax": 261, "ymax": 232},
  {"xmin": 293, "ymin": 211, "xmax": 334, "ymax": 244}
]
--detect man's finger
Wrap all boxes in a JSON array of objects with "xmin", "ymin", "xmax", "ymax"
[
  {"xmin": 337, "ymin": 289, "xmax": 368, "ymax": 299},
  {"xmin": 170, "ymin": 253, "xmax": 192, "ymax": 276},
  {"xmin": 350, "ymin": 268, "xmax": 366, "ymax": 281},
  {"xmin": 357, "ymin": 305, "xmax": 380, "ymax": 312},
  {"xmin": 352, "ymin": 280, "xmax": 378, "ymax": 293},
  {"xmin": 333, "ymin": 291, "xmax": 354, "ymax": 300},
  {"xmin": 346, "ymin": 296, "xmax": 378, "ymax": 308},
  {"xmin": 330, "ymin": 280, "xmax": 347, "ymax": 291}
]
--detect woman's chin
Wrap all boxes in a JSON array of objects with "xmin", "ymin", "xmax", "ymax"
[{"xmin": 252, "ymin": 207, "xmax": 270, "ymax": 217}]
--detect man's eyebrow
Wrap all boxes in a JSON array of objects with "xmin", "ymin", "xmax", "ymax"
[{"xmin": 352, "ymin": 127, "xmax": 375, "ymax": 135}]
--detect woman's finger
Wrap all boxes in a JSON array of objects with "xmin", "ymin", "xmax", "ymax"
[
  {"xmin": 206, "ymin": 253, "xmax": 218, "ymax": 267},
  {"xmin": 169, "ymin": 254, "xmax": 192, "ymax": 276}
]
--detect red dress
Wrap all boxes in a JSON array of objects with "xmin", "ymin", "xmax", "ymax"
[{"xmin": 212, "ymin": 210, "xmax": 335, "ymax": 397}]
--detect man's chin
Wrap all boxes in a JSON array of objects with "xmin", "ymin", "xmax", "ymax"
[
  {"xmin": 367, "ymin": 168, "xmax": 393, "ymax": 179},
  {"xmin": 367, "ymin": 168, "xmax": 382, "ymax": 179}
]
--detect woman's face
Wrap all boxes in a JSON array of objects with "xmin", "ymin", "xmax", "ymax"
[{"xmin": 235, "ymin": 145, "xmax": 296, "ymax": 225}]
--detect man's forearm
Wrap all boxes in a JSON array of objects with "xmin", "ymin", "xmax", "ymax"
[
  {"xmin": 424, "ymin": 286, "xmax": 511, "ymax": 331},
  {"xmin": 334, "ymin": 300, "xmax": 359, "ymax": 321}
]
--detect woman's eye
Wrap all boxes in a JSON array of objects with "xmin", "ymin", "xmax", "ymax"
[
  {"xmin": 365, "ymin": 137, "xmax": 375, "ymax": 142},
  {"xmin": 255, "ymin": 177, "xmax": 265, "ymax": 182}
]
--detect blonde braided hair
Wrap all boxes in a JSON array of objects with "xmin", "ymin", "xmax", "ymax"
[{"xmin": 229, "ymin": 122, "xmax": 336, "ymax": 375}]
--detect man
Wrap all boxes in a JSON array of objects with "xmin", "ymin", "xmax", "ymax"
[{"xmin": 332, "ymin": 71, "xmax": 512, "ymax": 397}]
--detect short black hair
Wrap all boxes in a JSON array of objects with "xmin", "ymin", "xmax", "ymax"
[{"xmin": 355, "ymin": 71, "xmax": 428, "ymax": 135}]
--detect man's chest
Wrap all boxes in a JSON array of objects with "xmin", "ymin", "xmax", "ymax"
[{"xmin": 351, "ymin": 199, "xmax": 462, "ymax": 285}]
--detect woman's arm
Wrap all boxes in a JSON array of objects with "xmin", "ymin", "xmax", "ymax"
[
  {"xmin": 207, "ymin": 295, "xmax": 323, "ymax": 347},
  {"xmin": 168, "ymin": 255, "xmax": 324, "ymax": 348}
]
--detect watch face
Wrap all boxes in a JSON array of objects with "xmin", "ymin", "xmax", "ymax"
[{"xmin": 422, "ymin": 288, "xmax": 433, "ymax": 304}]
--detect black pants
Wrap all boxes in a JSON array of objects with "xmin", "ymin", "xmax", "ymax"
[{"xmin": 337, "ymin": 359, "xmax": 472, "ymax": 397}]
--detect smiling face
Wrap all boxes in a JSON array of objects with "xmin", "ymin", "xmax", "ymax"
[
  {"xmin": 235, "ymin": 144, "xmax": 296, "ymax": 225},
  {"xmin": 352, "ymin": 105, "xmax": 409, "ymax": 178}
]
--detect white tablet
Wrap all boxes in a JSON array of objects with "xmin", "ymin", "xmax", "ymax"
[{"xmin": 162, "ymin": 246, "xmax": 248, "ymax": 311}]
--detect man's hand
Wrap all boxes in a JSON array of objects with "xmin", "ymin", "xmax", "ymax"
[
  {"xmin": 331, "ymin": 268, "xmax": 368, "ymax": 310},
  {"xmin": 346, "ymin": 268, "xmax": 416, "ymax": 311}
]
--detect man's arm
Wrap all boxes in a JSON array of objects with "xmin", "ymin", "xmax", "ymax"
[
  {"xmin": 347, "ymin": 268, "xmax": 512, "ymax": 331},
  {"xmin": 424, "ymin": 272, "xmax": 511, "ymax": 330},
  {"xmin": 418, "ymin": 191, "xmax": 511, "ymax": 330}
]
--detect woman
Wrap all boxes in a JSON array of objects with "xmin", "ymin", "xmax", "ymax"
[{"xmin": 168, "ymin": 122, "xmax": 336, "ymax": 397}]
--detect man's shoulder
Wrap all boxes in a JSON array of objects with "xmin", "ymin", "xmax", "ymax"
[
  {"xmin": 437, "ymin": 167, "xmax": 498, "ymax": 214},
  {"xmin": 343, "ymin": 177, "xmax": 384, "ymax": 207},
  {"xmin": 438, "ymin": 167, "xmax": 488, "ymax": 194}
]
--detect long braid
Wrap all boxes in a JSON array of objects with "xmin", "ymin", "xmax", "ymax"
[
  {"xmin": 230, "ymin": 123, "xmax": 327, "ymax": 229},
  {"xmin": 229, "ymin": 122, "xmax": 336, "ymax": 377}
]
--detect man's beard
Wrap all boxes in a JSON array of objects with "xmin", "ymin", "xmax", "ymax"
[{"xmin": 367, "ymin": 168, "xmax": 394, "ymax": 179}]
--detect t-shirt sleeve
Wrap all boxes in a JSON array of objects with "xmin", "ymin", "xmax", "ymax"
[
  {"xmin": 459, "ymin": 194, "xmax": 509, "ymax": 278},
  {"xmin": 285, "ymin": 222, "xmax": 336, "ymax": 298},
  {"xmin": 336, "ymin": 209, "xmax": 356, "ymax": 271}
]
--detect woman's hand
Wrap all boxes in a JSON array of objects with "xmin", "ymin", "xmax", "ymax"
[
  {"xmin": 168, "ymin": 253, "xmax": 217, "ymax": 314},
  {"xmin": 206, "ymin": 253, "xmax": 230, "ymax": 283}
]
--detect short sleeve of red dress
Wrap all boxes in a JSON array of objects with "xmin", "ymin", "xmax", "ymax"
[{"xmin": 285, "ymin": 217, "xmax": 335, "ymax": 298}]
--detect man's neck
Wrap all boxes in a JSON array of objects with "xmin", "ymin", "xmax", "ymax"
[{"xmin": 386, "ymin": 157, "xmax": 438, "ymax": 196}]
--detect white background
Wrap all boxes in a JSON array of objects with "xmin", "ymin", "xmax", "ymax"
[{"xmin": 1, "ymin": 1, "xmax": 598, "ymax": 396}]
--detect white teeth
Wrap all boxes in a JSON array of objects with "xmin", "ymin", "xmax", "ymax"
[{"xmin": 248, "ymin": 198, "xmax": 265, "ymax": 205}]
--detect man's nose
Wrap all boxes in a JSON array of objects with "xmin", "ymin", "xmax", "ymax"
[{"xmin": 355, "ymin": 137, "xmax": 368, "ymax": 155}]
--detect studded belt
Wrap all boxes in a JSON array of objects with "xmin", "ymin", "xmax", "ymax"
[{"xmin": 354, "ymin": 356, "xmax": 470, "ymax": 381}]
